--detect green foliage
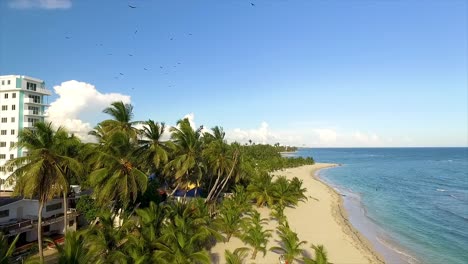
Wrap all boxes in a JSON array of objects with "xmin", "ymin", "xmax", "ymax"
[
  {"xmin": 240, "ymin": 211, "xmax": 272, "ymax": 259},
  {"xmin": 46, "ymin": 231, "xmax": 91, "ymax": 264},
  {"xmin": 303, "ymin": 244, "xmax": 331, "ymax": 264},
  {"xmin": 225, "ymin": 247, "xmax": 250, "ymax": 264},
  {"xmin": 76, "ymin": 195, "xmax": 99, "ymax": 223},
  {"xmin": 270, "ymin": 222, "xmax": 307, "ymax": 263},
  {"xmin": 0, "ymin": 232, "xmax": 19, "ymax": 264}
]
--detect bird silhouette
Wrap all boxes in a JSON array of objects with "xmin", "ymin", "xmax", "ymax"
[
  {"xmin": 177, "ymin": 62, "xmax": 181, "ymax": 65},
  {"xmin": 170, "ymin": 38, "xmax": 173, "ymax": 41},
  {"xmin": 160, "ymin": 66, "xmax": 163, "ymax": 69},
  {"xmin": 134, "ymin": 30, "xmax": 138, "ymax": 34},
  {"xmin": 250, "ymin": 3, "xmax": 255, "ymax": 6},
  {"xmin": 144, "ymin": 68, "xmax": 148, "ymax": 70},
  {"xmin": 65, "ymin": 36, "xmax": 71, "ymax": 39},
  {"xmin": 128, "ymin": 5, "xmax": 136, "ymax": 8},
  {"xmin": 119, "ymin": 73, "xmax": 124, "ymax": 75},
  {"xmin": 107, "ymin": 53, "xmax": 113, "ymax": 56},
  {"xmin": 128, "ymin": 54, "xmax": 133, "ymax": 56}
]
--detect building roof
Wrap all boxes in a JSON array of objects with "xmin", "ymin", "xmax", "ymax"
[{"xmin": 0, "ymin": 197, "xmax": 22, "ymax": 207}]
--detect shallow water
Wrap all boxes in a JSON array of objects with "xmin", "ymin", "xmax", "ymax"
[{"xmin": 292, "ymin": 148, "xmax": 468, "ymax": 264}]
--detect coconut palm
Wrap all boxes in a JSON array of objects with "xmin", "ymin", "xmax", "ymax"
[
  {"xmin": 270, "ymin": 222, "xmax": 307, "ymax": 263},
  {"xmin": 45, "ymin": 231, "xmax": 91, "ymax": 264},
  {"xmin": 203, "ymin": 134, "xmax": 233, "ymax": 201},
  {"xmin": 303, "ymin": 245, "xmax": 331, "ymax": 264},
  {"xmin": 214, "ymin": 198, "xmax": 246, "ymax": 242},
  {"xmin": 89, "ymin": 131, "xmax": 147, "ymax": 209},
  {"xmin": 164, "ymin": 118, "xmax": 205, "ymax": 191},
  {"xmin": 0, "ymin": 233, "xmax": 19, "ymax": 264},
  {"xmin": 241, "ymin": 211, "xmax": 272, "ymax": 259},
  {"xmin": 153, "ymin": 199, "xmax": 218, "ymax": 264},
  {"xmin": 247, "ymin": 172, "xmax": 275, "ymax": 207},
  {"xmin": 99, "ymin": 101, "xmax": 141, "ymax": 140},
  {"xmin": 135, "ymin": 201, "xmax": 165, "ymax": 246},
  {"xmin": 136, "ymin": 120, "xmax": 170, "ymax": 174},
  {"xmin": 6, "ymin": 122, "xmax": 82, "ymax": 263},
  {"xmin": 86, "ymin": 211, "xmax": 134, "ymax": 264},
  {"xmin": 224, "ymin": 247, "xmax": 250, "ymax": 264}
]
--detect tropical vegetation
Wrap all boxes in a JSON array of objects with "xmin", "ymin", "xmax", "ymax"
[{"xmin": 4, "ymin": 101, "xmax": 324, "ymax": 263}]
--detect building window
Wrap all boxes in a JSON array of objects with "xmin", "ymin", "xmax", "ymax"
[
  {"xmin": 46, "ymin": 202, "xmax": 62, "ymax": 212},
  {"xmin": 8, "ymin": 166, "xmax": 13, "ymax": 172},
  {"xmin": 12, "ymin": 105, "xmax": 16, "ymax": 111},
  {"xmin": 1, "ymin": 105, "xmax": 7, "ymax": 111},
  {"xmin": 10, "ymin": 142, "xmax": 15, "ymax": 148},
  {"xmin": 28, "ymin": 95, "xmax": 41, "ymax": 104},
  {"xmin": 0, "ymin": 209, "xmax": 9, "ymax": 218},
  {"xmin": 4, "ymin": 94, "xmax": 8, "ymax": 99},
  {"xmin": 0, "ymin": 130, "xmax": 6, "ymax": 136},
  {"xmin": 27, "ymin": 82, "xmax": 37, "ymax": 91},
  {"xmin": 10, "ymin": 154, "xmax": 14, "ymax": 159},
  {"xmin": 11, "ymin": 117, "xmax": 15, "ymax": 123},
  {"xmin": 0, "ymin": 166, "xmax": 5, "ymax": 172},
  {"xmin": 12, "ymin": 93, "xmax": 16, "ymax": 98},
  {"xmin": 1, "ymin": 118, "xmax": 6, "ymax": 123},
  {"xmin": 11, "ymin": 129, "xmax": 15, "ymax": 135},
  {"xmin": 1, "ymin": 80, "xmax": 4, "ymax": 85},
  {"xmin": 7, "ymin": 80, "xmax": 10, "ymax": 85},
  {"xmin": 0, "ymin": 142, "xmax": 5, "ymax": 147},
  {"xmin": 0, "ymin": 154, "xmax": 5, "ymax": 159}
]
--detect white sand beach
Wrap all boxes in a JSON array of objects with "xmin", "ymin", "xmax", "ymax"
[{"xmin": 210, "ymin": 163, "xmax": 385, "ymax": 264}]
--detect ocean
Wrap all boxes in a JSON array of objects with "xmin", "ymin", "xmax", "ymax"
[{"xmin": 290, "ymin": 148, "xmax": 468, "ymax": 264}]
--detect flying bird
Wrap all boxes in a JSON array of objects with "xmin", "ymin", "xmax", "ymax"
[
  {"xmin": 120, "ymin": 73, "xmax": 124, "ymax": 75},
  {"xmin": 107, "ymin": 53, "xmax": 113, "ymax": 55},
  {"xmin": 128, "ymin": 54, "xmax": 133, "ymax": 56},
  {"xmin": 65, "ymin": 36, "xmax": 71, "ymax": 39},
  {"xmin": 160, "ymin": 66, "xmax": 163, "ymax": 69},
  {"xmin": 128, "ymin": 5, "xmax": 136, "ymax": 8},
  {"xmin": 177, "ymin": 62, "xmax": 181, "ymax": 65},
  {"xmin": 144, "ymin": 68, "xmax": 148, "ymax": 70},
  {"xmin": 134, "ymin": 30, "xmax": 138, "ymax": 34},
  {"xmin": 170, "ymin": 38, "xmax": 173, "ymax": 41},
  {"xmin": 250, "ymin": 3, "xmax": 255, "ymax": 6}
]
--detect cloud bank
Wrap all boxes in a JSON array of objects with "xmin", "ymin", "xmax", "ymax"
[
  {"xmin": 9, "ymin": 0, "xmax": 72, "ymax": 9},
  {"xmin": 46, "ymin": 80, "xmax": 130, "ymax": 142}
]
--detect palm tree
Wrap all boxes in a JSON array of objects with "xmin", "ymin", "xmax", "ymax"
[
  {"xmin": 241, "ymin": 211, "xmax": 272, "ymax": 259},
  {"xmin": 7, "ymin": 122, "xmax": 82, "ymax": 262},
  {"xmin": 99, "ymin": 101, "xmax": 141, "ymax": 140},
  {"xmin": 247, "ymin": 172, "xmax": 275, "ymax": 207},
  {"xmin": 224, "ymin": 247, "xmax": 250, "ymax": 264},
  {"xmin": 46, "ymin": 231, "xmax": 91, "ymax": 264},
  {"xmin": 153, "ymin": 199, "xmax": 218, "ymax": 264},
  {"xmin": 270, "ymin": 222, "xmax": 307, "ymax": 263},
  {"xmin": 303, "ymin": 245, "xmax": 331, "ymax": 264},
  {"xmin": 89, "ymin": 131, "xmax": 147, "ymax": 209},
  {"xmin": 135, "ymin": 201, "xmax": 165, "ymax": 246},
  {"xmin": 136, "ymin": 120, "xmax": 170, "ymax": 174},
  {"xmin": 0, "ymin": 233, "xmax": 19, "ymax": 264},
  {"xmin": 164, "ymin": 118, "xmax": 205, "ymax": 192},
  {"xmin": 214, "ymin": 198, "xmax": 246, "ymax": 242},
  {"xmin": 86, "ymin": 211, "xmax": 134, "ymax": 263}
]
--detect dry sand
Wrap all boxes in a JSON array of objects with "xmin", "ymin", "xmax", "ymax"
[{"xmin": 209, "ymin": 163, "xmax": 385, "ymax": 264}]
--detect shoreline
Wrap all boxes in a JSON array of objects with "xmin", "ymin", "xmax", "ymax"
[{"xmin": 210, "ymin": 163, "xmax": 385, "ymax": 263}]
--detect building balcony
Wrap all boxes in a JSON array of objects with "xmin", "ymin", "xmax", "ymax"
[
  {"xmin": 23, "ymin": 122, "xmax": 35, "ymax": 128},
  {"xmin": 23, "ymin": 88, "xmax": 52, "ymax": 96},
  {"xmin": 23, "ymin": 110, "xmax": 47, "ymax": 117}
]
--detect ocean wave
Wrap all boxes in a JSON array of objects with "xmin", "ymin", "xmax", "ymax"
[
  {"xmin": 435, "ymin": 205, "xmax": 468, "ymax": 223},
  {"xmin": 436, "ymin": 188, "xmax": 446, "ymax": 192},
  {"xmin": 376, "ymin": 236, "xmax": 421, "ymax": 264}
]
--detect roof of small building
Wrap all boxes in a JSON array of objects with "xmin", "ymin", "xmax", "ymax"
[{"xmin": 0, "ymin": 197, "xmax": 23, "ymax": 207}]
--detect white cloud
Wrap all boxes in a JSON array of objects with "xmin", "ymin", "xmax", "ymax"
[
  {"xmin": 46, "ymin": 80, "xmax": 130, "ymax": 142},
  {"xmin": 9, "ymin": 0, "xmax": 71, "ymax": 9},
  {"xmin": 227, "ymin": 122, "xmax": 282, "ymax": 145}
]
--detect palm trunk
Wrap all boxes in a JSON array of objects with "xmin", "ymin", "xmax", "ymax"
[
  {"xmin": 251, "ymin": 248, "xmax": 257, "ymax": 259},
  {"xmin": 205, "ymin": 170, "xmax": 221, "ymax": 202},
  {"xmin": 212, "ymin": 152, "xmax": 239, "ymax": 200},
  {"xmin": 63, "ymin": 191, "xmax": 68, "ymax": 233},
  {"xmin": 38, "ymin": 200, "xmax": 44, "ymax": 263}
]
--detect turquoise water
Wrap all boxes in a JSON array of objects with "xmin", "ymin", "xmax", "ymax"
[{"xmin": 292, "ymin": 148, "xmax": 468, "ymax": 264}]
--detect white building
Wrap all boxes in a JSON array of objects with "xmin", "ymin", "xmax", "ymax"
[
  {"xmin": 0, "ymin": 198, "xmax": 78, "ymax": 244},
  {"xmin": 0, "ymin": 75, "xmax": 51, "ymax": 191}
]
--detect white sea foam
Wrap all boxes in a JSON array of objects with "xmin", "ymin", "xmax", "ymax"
[{"xmin": 436, "ymin": 188, "xmax": 446, "ymax": 192}]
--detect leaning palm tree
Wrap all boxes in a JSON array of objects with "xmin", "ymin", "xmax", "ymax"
[
  {"xmin": 241, "ymin": 211, "xmax": 272, "ymax": 259},
  {"xmin": 247, "ymin": 172, "xmax": 275, "ymax": 207},
  {"xmin": 6, "ymin": 122, "xmax": 82, "ymax": 263},
  {"xmin": 0, "ymin": 233, "xmax": 19, "ymax": 264},
  {"xmin": 270, "ymin": 222, "xmax": 307, "ymax": 263},
  {"xmin": 303, "ymin": 245, "xmax": 331, "ymax": 264},
  {"xmin": 45, "ymin": 231, "xmax": 91, "ymax": 264},
  {"xmin": 89, "ymin": 130, "xmax": 147, "ymax": 209},
  {"xmin": 224, "ymin": 247, "xmax": 250, "ymax": 264}
]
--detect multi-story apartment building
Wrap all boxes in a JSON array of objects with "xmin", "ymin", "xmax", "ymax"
[{"xmin": 0, "ymin": 75, "xmax": 51, "ymax": 191}]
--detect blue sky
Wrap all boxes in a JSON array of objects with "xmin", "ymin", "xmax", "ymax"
[{"xmin": 0, "ymin": 0, "xmax": 466, "ymax": 147}]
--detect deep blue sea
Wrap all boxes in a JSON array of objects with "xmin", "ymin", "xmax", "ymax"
[{"xmin": 291, "ymin": 148, "xmax": 468, "ymax": 264}]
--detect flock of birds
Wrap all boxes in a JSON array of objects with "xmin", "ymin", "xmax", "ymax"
[{"xmin": 64, "ymin": 2, "xmax": 256, "ymax": 89}]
